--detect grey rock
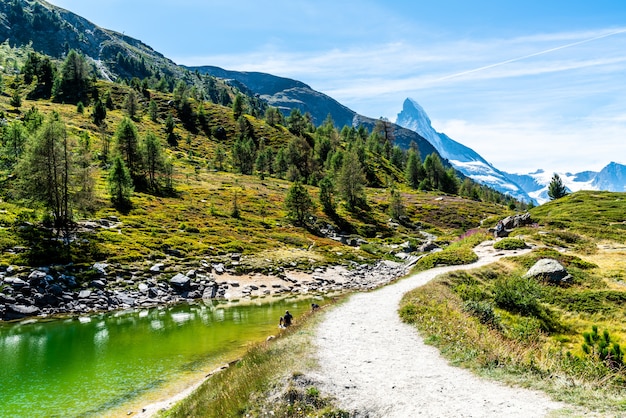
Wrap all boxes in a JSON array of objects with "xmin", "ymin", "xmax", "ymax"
[
  {"xmin": 6, "ymin": 304, "xmax": 40, "ymax": 318},
  {"xmin": 5, "ymin": 277, "xmax": 28, "ymax": 288},
  {"xmin": 48, "ymin": 284, "xmax": 64, "ymax": 296},
  {"xmin": 90, "ymin": 280, "xmax": 107, "ymax": 290},
  {"xmin": 28, "ymin": 270, "xmax": 49, "ymax": 286},
  {"xmin": 149, "ymin": 263, "xmax": 165, "ymax": 273},
  {"xmin": 78, "ymin": 290, "xmax": 92, "ymax": 299},
  {"xmin": 93, "ymin": 263, "xmax": 108, "ymax": 276},
  {"xmin": 138, "ymin": 283, "xmax": 149, "ymax": 293},
  {"xmin": 524, "ymin": 258, "xmax": 572, "ymax": 285},
  {"xmin": 170, "ymin": 273, "xmax": 191, "ymax": 290}
]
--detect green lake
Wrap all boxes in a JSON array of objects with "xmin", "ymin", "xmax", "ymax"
[{"xmin": 0, "ymin": 296, "xmax": 321, "ymax": 417}]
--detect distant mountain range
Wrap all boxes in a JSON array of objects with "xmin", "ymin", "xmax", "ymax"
[
  {"xmin": 395, "ymin": 98, "xmax": 626, "ymax": 204},
  {"xmin": 504, "ymin": 163, "xmax": 626, "ymax": 204},
  {"xmin": 5, "ymin": 0, "xmax": 624, "ymax": 205}
]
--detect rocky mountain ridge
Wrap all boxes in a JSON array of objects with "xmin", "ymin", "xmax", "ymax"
[{"xmin": 395, "ymin": 98, "xmax": 533, "ymax": 203}]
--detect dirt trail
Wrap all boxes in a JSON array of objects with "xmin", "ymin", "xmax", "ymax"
[{"xmin": 310, "ymin": 243, "xmax": 566, "ymax": 417}]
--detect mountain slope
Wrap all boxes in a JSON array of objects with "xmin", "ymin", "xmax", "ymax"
[
  {"xmin": 0, "ymin": 0, "xmax": 187, "ymax": 81},
  {"xmin": 188, "ymin": 66, "xmax": 441, "ymax": 164},
  {"xmin": 396, "ymin": 98, "xmax": 532, "ymax": 203},
  {"xmin": 187, "ymin": 65, "xmax": 356, "ymax": 127}
]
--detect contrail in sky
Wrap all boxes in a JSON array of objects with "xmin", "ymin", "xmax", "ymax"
[{"xmin": 438, "ymin": 28, "xmax": 626, "ymax": 81}]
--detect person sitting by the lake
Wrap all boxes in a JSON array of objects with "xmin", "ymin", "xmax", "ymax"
[
  {"xmin": 283, "ymin": 310, "xmax": 293, "ymax": 327},
  {"xmin": 311, "ymin": 303, "xmax": 320, "ymax": 311}
]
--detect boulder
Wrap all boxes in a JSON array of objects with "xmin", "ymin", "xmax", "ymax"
[
  {"xmin": 418, "ymin": 240, "xmax": 439, "ymax": 253},
  {"xmin": 502, "ymin": 212, "xmax": 533, "ymax": 229},
  {"xmin": 5, "ymin": 277, "xmax": 28, "ymax": 289},
  {"xmin": 90, "ymin": 280, "xmax": 107, "ymax": 290},
  {"xmin": 524, "ymin": 258, "xmax": 572, "ymax": 285},
  {"xmin": 169, "ymin": 273, "xmax": 191, "ymax": 290},
  {"xmin": 5, "ymin": 304, "xmax": 40, "ymax": 319},
  {"xmin": 28, "ymin": 270, "xmax": 49, "ymax": 287},
  {"xmin": 202, "ymin": 284, "xmax": 218, "ymax": 299},
  {"xmin": 149, "ymin": 263, "xmax": 165, "ymax": 273},
  {"xmin": 92, "ymin": 263, "xmax": 108, "ymax": 276}
]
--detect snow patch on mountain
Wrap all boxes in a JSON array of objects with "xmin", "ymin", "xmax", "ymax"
[
  {"xmin": 506, "ymin": 163, "xmax": 626, "ymax": 204},
  {"xmin": 396, "ymin": 98, "xmax": 533, "ymax": 203}
]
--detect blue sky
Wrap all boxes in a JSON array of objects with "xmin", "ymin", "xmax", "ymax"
[{"xmin": 47, "ymin": 0, "xmax": 626, "ymax": 174}]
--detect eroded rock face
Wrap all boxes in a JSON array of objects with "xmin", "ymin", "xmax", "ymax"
[{"xmin": 524, "ymin": 258, "xmax": 572, "ymax": 285}]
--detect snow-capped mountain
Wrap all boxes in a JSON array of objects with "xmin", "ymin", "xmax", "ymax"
[
  {"xmin": 506, "ymin": 162, "xmax": 626, "ymax": 204},
  {"xmin": 396, "ymin": 98, "xmax": 533, "ymax": 203}
]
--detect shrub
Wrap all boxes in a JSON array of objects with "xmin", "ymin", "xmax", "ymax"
[
  {"xmin": 493, "ymin": 238, "xmax": 527, "ymax": 250},
  {"xmin": 493, "ymin": 275, "xmax": 542, "ymax": 316},
  {"xmin": 582, "ymin": 326, "xmax": 624, "ymax": 371},
  {"xmin": 463, "ymin": 300, "xmax": 501, "ymax": 329}
]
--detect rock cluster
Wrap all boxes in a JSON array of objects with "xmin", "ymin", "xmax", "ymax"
[
  {"xmin": 492, "ymin": 212, "xmax": 534, "ymax": 238},
  {"xmin": 0, "ymin": 256, "xmax": 415, "ymax": 321}
]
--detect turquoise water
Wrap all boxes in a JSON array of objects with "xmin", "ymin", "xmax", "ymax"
[{"xmin": 0, "ymin": 297, "xmax": 319, "ymax": 417}]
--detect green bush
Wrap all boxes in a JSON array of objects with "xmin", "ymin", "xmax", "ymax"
[
  {"xmin": 493, "ymin": 275, "xmax": 543, "ymax": 316},
  {"xmin": 493, "ymin": 238, "xmax": 527, "ymax": 250},
  {"xmin": 463, "ymin": 300, "xmax": 500, "ymax": 329},
  {"xmin": 582, "ymin": 326, "xmax": 624, "ymax": 371}
]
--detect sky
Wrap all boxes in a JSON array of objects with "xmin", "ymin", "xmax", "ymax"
[{"xmin": 46, "ymin": 0, "xmax": 626, "ymax": 174}]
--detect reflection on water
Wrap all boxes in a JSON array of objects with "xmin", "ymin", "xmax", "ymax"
[{"xmin": 0, "ymin": 296, "xmax": 321, "ymax": 417}]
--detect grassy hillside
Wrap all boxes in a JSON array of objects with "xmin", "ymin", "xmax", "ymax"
[
  {"xmin": 0, "ymin": 69, "xmax": 516, "ymax": 278},
  {"xmin": 400, "ymin": 191, "xmax": 626, "ymax": 413}
]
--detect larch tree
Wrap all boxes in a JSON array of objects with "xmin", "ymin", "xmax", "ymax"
[{"xmin": 17, "ymin": 113, "xmax": 75, "ymax": 241}]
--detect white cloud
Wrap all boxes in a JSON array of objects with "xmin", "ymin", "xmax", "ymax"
[{"xmin": 178, "ymin": 27, "xmax": 626, "ymax": 174}]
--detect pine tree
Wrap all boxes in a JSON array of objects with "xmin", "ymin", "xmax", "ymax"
[
  {"xmin": 547, "ymin": 173, "xmax": 568, "ymax": 200},
  {"xmin": 115, "ymin": 117, "xmax": 141, "ymax": 179},
  {"xmin": 108, "ymin": 155, "xmax": 133, "ymax": 208},
  {"xmin": 405, "ymin": 149, "xmax": 422, "ymax": 189},
  {"xmin": 318, "ymin": 176, "xmax": 336, "ymax": 215},
  {"xmin": 285, "ymin": 181, "xmax": 314, "ymax": 225},
  {"xmin": 53, "ymin": 50, "xmax": 91, "ymax": 104},
  {"xmin": 338, "ymin": 150, "xmax": 366, "ymax": 210},
  {"xmin": 389, "ymin": 189, "xmax": 405, "ymax": 220}
]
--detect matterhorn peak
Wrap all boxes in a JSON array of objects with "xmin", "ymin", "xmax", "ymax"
[
  {"xmin": 400, "ymin": 98, "xmax": 432, "ymax": 128},
  {"xmin": 395, "ymin": 97, "xmax": 532, "ymax": 203}
]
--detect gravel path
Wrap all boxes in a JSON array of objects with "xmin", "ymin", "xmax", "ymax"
[{"xmin": 310, "ymin": 243, "xmax": 566, "ymax": 417}]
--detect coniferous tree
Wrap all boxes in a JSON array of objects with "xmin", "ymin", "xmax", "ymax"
[
  {"xmin": 149, "ymin": 99, "xmax": 158, "ymax": 122},
  {"xmin": 405, "ymin": 149, "xmax": 422, "ymax": 189},
  {"xmin": 165, "ymin": 113, "xmax": 177, "ymax": 146},
  {"xmin": 92, "ymin": 99, "xmax": 107, "ymax": 126},
  {"xmin": 124, "ymin": 90, "xmax": 138, "ymax": 119},
  {"xmin": 142, "ymin": 131, "xmax": 165, "ymax": 191},
  {"xmin": 53, "ymin": 49, "xmax": 91, "ymax": 104},
  {"xmin": 108, "ymin": 155, "xmax": 133, "ymax": 208},
  {"xmin": 3, "ymin": 121, "xmax": 28, "ymax": 168},
  {"xmin": 285, "ymin": 181, "xmax": 314, "ymax": 225},
  {"xmin": 389, "ymin": 189, "xmax": 406, "ymax": 220},
  {"xmin": 318, "ymin": 176, "xmax": 336, "ymax": 215},
  {"xmin": 338, "ymin": 150, "xmax": 367, "ymax": 210},
  {"xmin": 114, "ymin": 117, "xmax": 141, "ymax": 179},
  {"xmin": 232, "ymin": 94, "xmax": 244, "ymax": 120},
  {"xmin": 548, "ymin": 173, "xmax": 568, "ymax": 200},
  {"xmin": 17, "ymin": 113, "xmax": 74, "ymax": 239}
]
